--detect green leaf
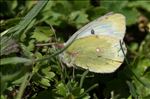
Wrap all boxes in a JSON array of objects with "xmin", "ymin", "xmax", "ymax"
[
  {"xmin": 136, "ymin": 59, "xmax": 150, "ymax": 75},
  {"xmin": 26, "ymin": 39, "xmax": 35, "ymax": 52},
  {"xmin": 51, "ymin": 1, "xmax": 72, "ymax": 15},
  {"xmin": 41, "ymin": 67, "xmax": 55, "ymax": 80},
  {"xmin": 126, "ymin": 81, "xmax": 138, "ymax": 98},
  {"xmin": 40, "ymin": 78, "xmax": 50, "ymax": 87},
  {"xmin": 0, "ymin": 57, "xmax": 32, "ymax": 65},
  {"xmin": 140, "ymin": 34, "xmax": 150, "ymax": 57},
  {"xmin": 31, "ymin": 26, "xmax": 54, "ymax": 42},
  {"xmin": 0, "ymin": 79, "xmax": 8, "ymax": 94},
  {"xmin": 87, "ymin": 7, "xmax": 108, "ymax": 20},
  {"xmin": 133, "ymin": 78, "xmax": 150, "ymax": 98},
  {"xmin": 0, "ymin": 17, "xmax": 21, "ymax": 31},
  {"xmin": 44, "ymin": 12, "xmax": 63, "ymax": 26},
  {"xmin": 70, "ymin": 0, "xmax": 90, "ymax": 10},
  {"xmin": 128, "ymin": 1, "xmax": 150, "ymax": 12},
  {"xmin": 56, "ymin": 83, "xmax": 68, "ymax": 96},
  {"xmin": 101, "ymin": 1, "xmax": 128, "ymax": 12},
  {"xmin": 68, "ymin": 11, "xmax": 89, "ymax": 28},
  {"xmin": 20, "ymin": 44, "xmax": 34, "ymax": 58},
  {"xmin": 129, "ymin": 42, "xmax": 139, "ymax": 52},
  {"xmin": 120, "ymin": 7, "xmax": 139, "ymax": 25}
]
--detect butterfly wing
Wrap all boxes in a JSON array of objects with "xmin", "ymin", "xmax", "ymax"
[
  {"xmin": 62, "ymin": 12, "xmax": 126, "ymax": 73},
  {"xmin": 65, "ymin": 13, "xmax": 126, "ymax": 45}
]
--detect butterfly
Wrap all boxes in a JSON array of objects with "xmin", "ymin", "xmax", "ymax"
[{"xmin": 60, "ymin": 12, "xmax": 127, "ymax": 73}]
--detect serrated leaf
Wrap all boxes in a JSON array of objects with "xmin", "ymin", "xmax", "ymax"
[
  {"xmin": 31, "ymin": 27, "xmax": 53, "ymax": 42},
  {"xmin": 51, "ymin": 1, "xmax": 72, "ymax": 15},
  {"xmin": 56, "ymin": 83, "xmax": 68, "ymax": 96},
  {"xmin": 44, "ymin": 12, "xmax": 63, "ymax": 26},
  {"xmin": 69, "ymin": 11, "xmax": 89, "ymax": 28}
]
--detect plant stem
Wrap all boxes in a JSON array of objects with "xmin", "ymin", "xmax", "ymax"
[{"xmin": 16, "ymin": 72, "xmax": 32, "ymax": 99}]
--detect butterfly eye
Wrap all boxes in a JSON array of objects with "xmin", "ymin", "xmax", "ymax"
[{"xmin": 91, "ymin": 29, "xmax": 95, "ymax": 34}]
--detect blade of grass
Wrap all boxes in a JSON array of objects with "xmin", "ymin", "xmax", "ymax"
[
  {"xmin": 79, "ymin": 70, "xmax": 89, "ymax": 88},
  {"xmin": 13, "ymin": 0, "xmax": 48, "ymax": 37},
  {"xmin": 1, "ymin": 66, "xmax": 29, "ymax": 82},
  {"xmin": 126, "ymin": 81, "xmax": 138, "ymax": 99},
  {"xmin": 0, "ymin": 27, "xmax": 17, "ymax": 37},
  {"xmin": 0, "ymin": 0, "xmax": 48, "ymax": 38},
  {"xmin": 77, "ymin": 83, "xmax": 98, "ymax": 99},
  {"xmin": 16, "ymin": 72, "xmax": 32, "ymax": 99},
  {"xmin": 0, "ymin": 57, "xmax": 33, "ymax": 65}
]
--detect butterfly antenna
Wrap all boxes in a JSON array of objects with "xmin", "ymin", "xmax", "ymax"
[{"xmin": 119, "ymin": 40, "xmax": 129, "ymax": 64}]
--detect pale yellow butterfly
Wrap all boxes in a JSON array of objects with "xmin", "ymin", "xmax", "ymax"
[{"xmin": 60, "ymin": 12, "xmax": 127, "ymax": 73}]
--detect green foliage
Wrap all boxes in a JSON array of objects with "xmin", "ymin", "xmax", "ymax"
[
  {"xmin": 0, "ymin": 0, "xmax": 150, "ymax": 99},
  {"xmin": 31, "ymin": 26, "xmax": 54, "ymax": 42}
]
